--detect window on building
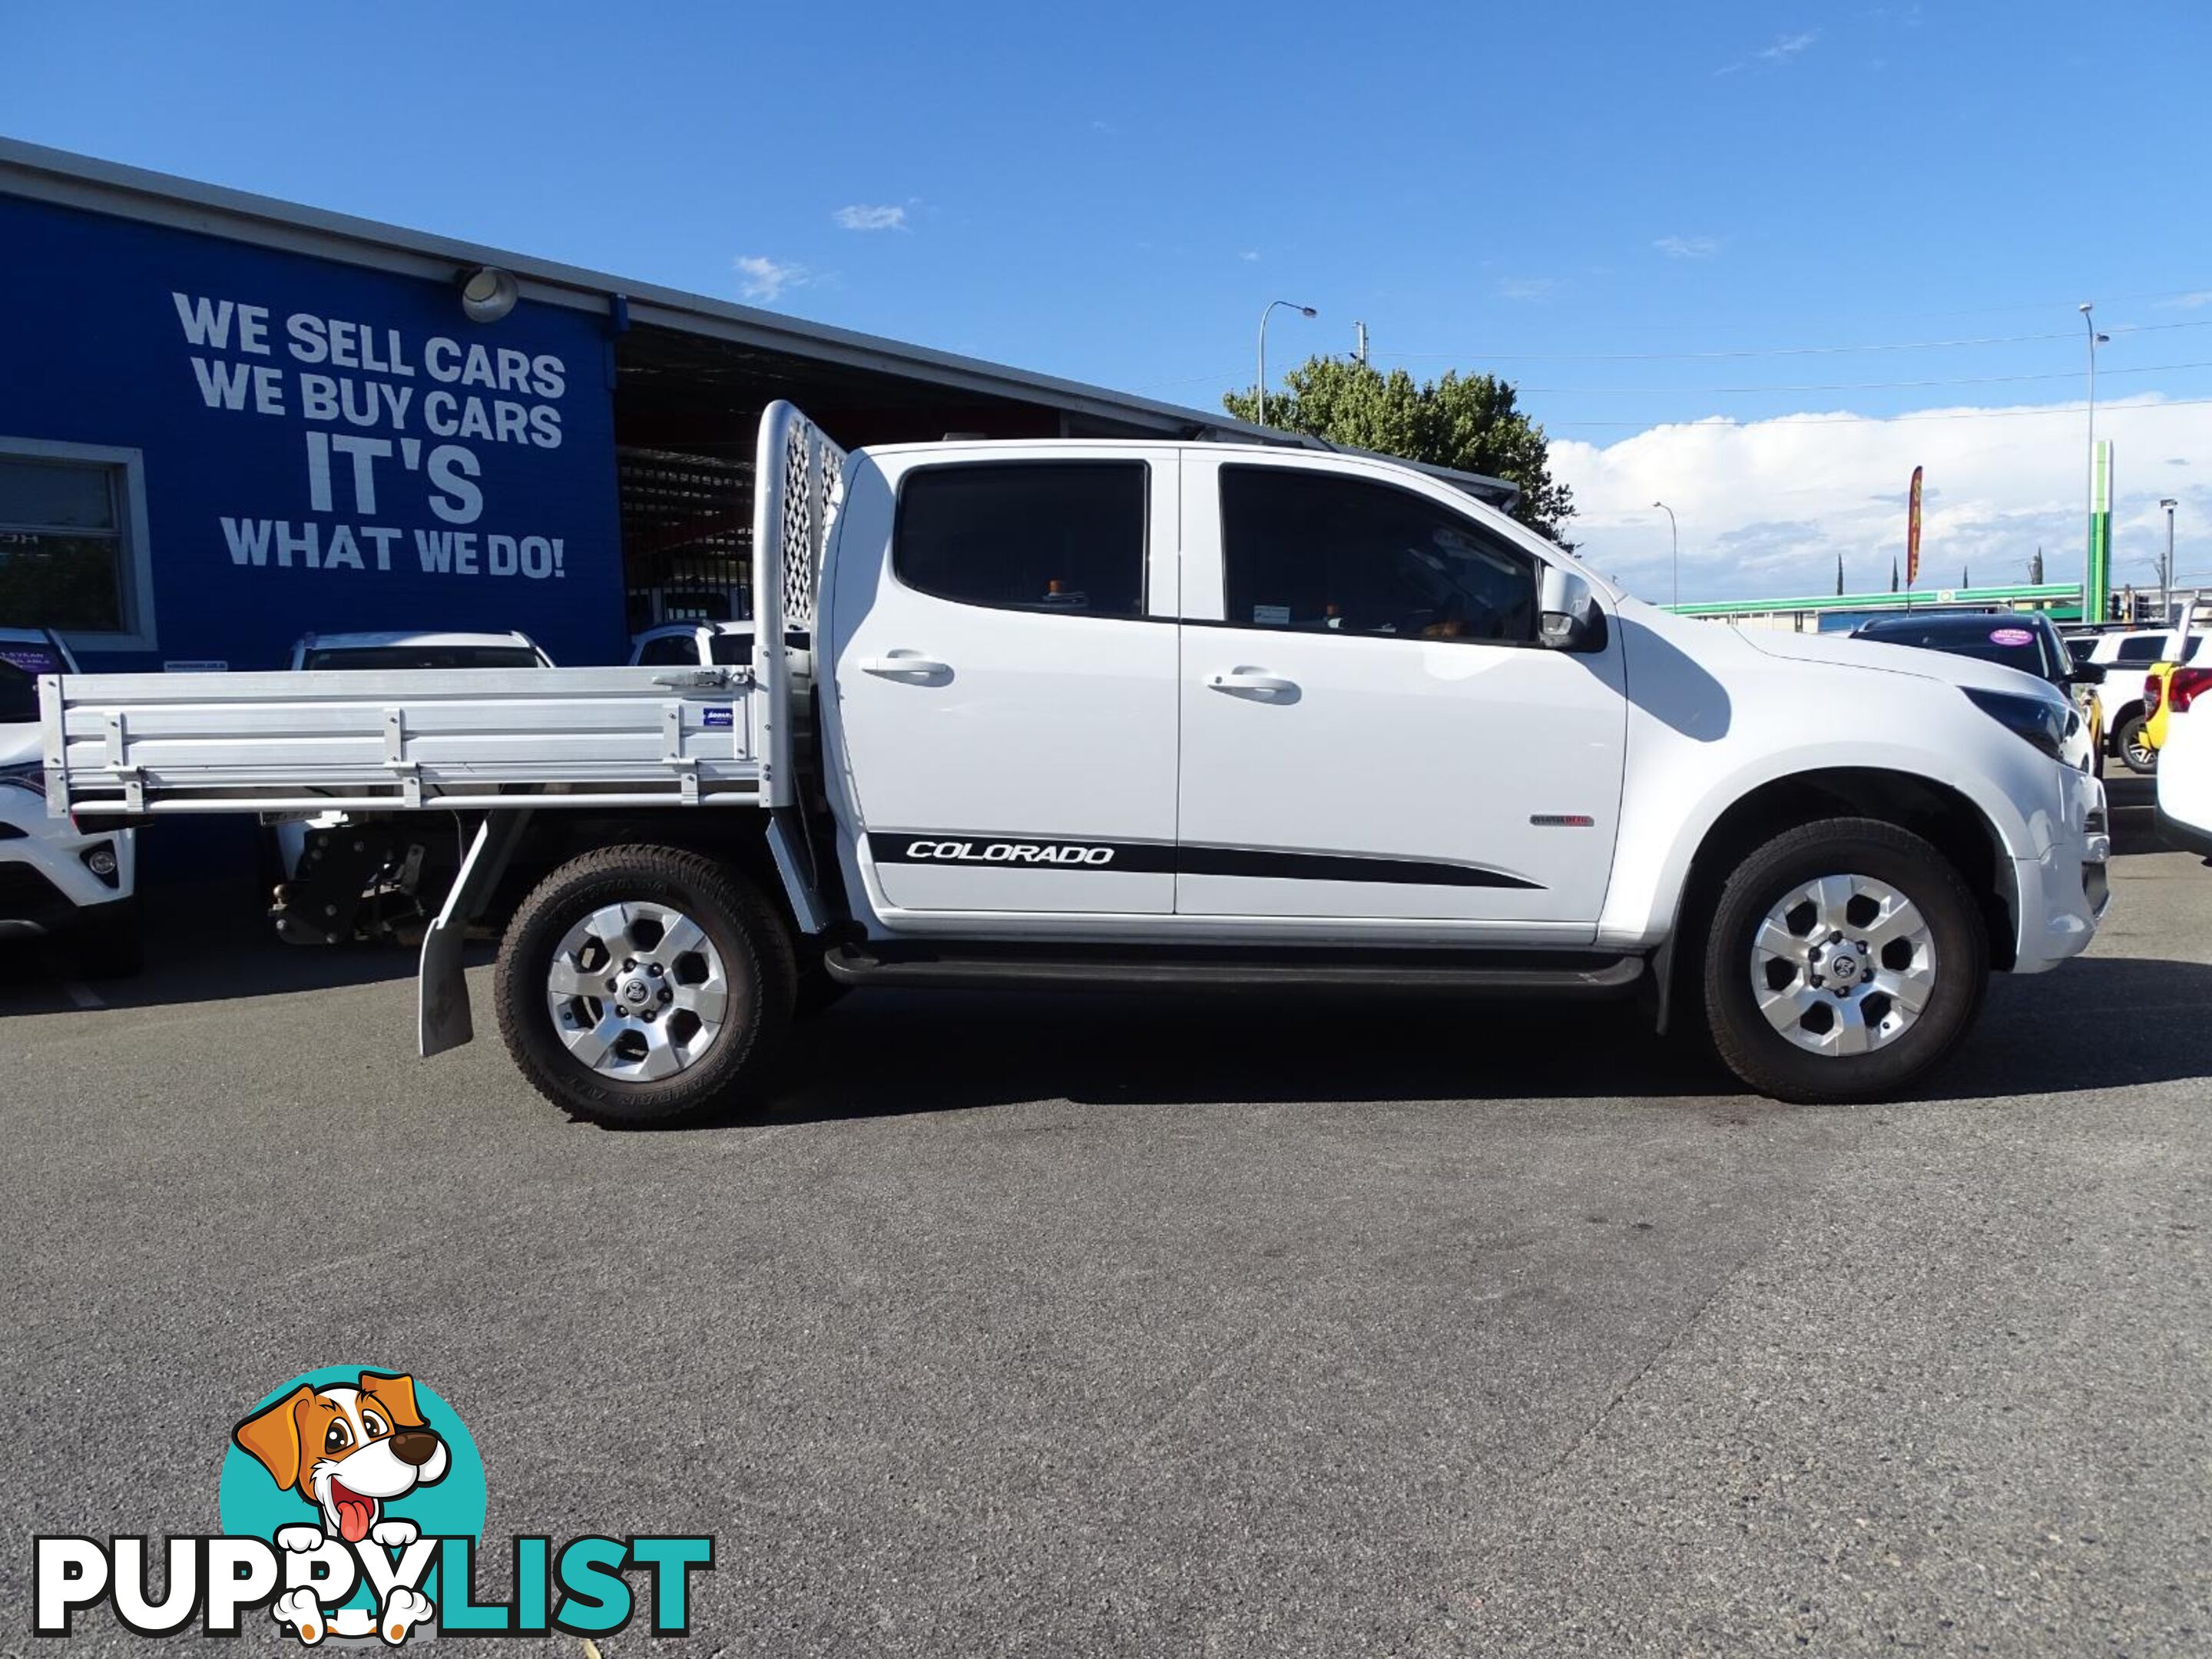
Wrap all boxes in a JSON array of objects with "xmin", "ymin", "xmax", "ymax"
[
  {"xmin": 896, "ymin": 462, "xmax": 1147, "ymax": 619},
  {"xmin": 1218, "ymin": 465, "xmax": 1538, "ymax": 644},
  {"xmin": 0, "ymin": 442, "xmax": 153, "ymax": 650}
]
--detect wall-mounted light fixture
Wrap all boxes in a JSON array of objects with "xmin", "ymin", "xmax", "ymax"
[{"xmin": 457, "ymin": 265, "xmax": 518, "ymax": 323}]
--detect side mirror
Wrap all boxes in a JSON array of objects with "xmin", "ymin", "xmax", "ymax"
[
  {"xmin": 2069, "ymin": 662, "xmax": 2106, "ymax": 686},
  {"xmin": 1538, "ymin": 567, "xmax": 1606, "ymax": 652}
]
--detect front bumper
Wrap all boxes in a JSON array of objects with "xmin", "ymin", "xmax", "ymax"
[
  {"xmin": 2010, "ymin": 768, "xmax": 2109, "ymax": 975},
  {"xmin": 2156, "ymin": 802, "xmax": 2212, "ymax": 862},
  {"xmin": 0, "ymin": 785, "xmax": 136, "ymax": 932}
]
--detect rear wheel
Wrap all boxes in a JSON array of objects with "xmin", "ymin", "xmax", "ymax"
[
  {"xmin": 495, "ymin": 846, "xmax": 794, "ymax": 1126},
  {"xmin": 1703, "ymin": 818, "xmax": 1987, "ymax": 1103},
  {"xmin": 2118, "ymin": 710, "xmax": 2157, "ymax": 773}
]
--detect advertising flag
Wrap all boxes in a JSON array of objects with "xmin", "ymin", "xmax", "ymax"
[{"xmin": 1906, "ymin": 465, "xmax": 1924, "ymax": 589}]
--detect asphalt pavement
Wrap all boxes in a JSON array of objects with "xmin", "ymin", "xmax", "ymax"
[{"xmin": 3, "ymin": 780, "xmax": 2207, "ymax": 1656}]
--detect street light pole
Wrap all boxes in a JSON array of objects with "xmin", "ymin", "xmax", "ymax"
[
  {"xmin": 2161, "ymin": 496, "xmax": 2179, "ymax": 621},
  {"xmin": 2080, "ymin": 303, "xmax": 2109, "ymax": 622},
  {"xmin": 1652, "ymin": 500, "xmax": 1679, "ymax": 608},
  {"xmin": 1257, "ymin": 299, "xmax": 1319, "ymax": 429}
]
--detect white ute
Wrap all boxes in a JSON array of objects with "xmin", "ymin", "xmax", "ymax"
[{"xmin": 38, "ymin": 404, "xmax": 2110, "ymax": 1120}]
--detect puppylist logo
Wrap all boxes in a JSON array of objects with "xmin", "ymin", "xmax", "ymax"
[{"xmin": 34, "ymin": 1365, "xmax": 712, "ymax": 1644}]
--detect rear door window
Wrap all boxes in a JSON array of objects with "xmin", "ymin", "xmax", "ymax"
[
  {"xmin": 707, "ymin": 633, "xmax": 756, "ymax": 666},
  {"xmin": 2114, "ymin": 634, "xmax": 2170, "ymax": 664},
  {"xmin": 895, "ymin": 462, "xmax": 1147, "ymax": 619}
]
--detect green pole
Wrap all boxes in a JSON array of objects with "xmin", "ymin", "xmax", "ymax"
[{"xmin": 2089, "ymin": 439, "xmax": 2114, "ymax": 621}]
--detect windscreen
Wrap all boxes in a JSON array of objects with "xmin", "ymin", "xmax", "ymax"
[
  {"xmin": 1863, "ymin": 623, "xmax": 2052, "ymax": 680},
  {"xmin": 0, "ymin": 643, "xmax": 66, "ymax": 724},
  {"xmin": 0, "ymin": 661, "xmax": 38, "ymax": 724},
  {"xmin": 303, "ymin": 646, "xmax": 543, "ymax": 671}
]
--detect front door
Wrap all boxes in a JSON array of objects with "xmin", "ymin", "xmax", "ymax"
[
  {"xmin": 829, "ymin": 448, "xmax": 1181, "ymax": 916},
  {"xmin": 1174, "ymin": 455, "xmax": 1628, "ymax": 933}
]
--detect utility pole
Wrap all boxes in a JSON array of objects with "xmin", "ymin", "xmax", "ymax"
[
  {"xmin": 1353, "ymin": 320, "xmax": 1369, "ymax": 365},
  {"xmin": 2161, "ymin": 497, "xmax": 2179, "ymax": 622}
]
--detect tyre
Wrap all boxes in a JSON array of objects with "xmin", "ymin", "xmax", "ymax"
[
  {"xmin": 72, "ymin": 899, "xmax": 145, "ymax": 980},
  {"xmin": 1702, "ymin": 818, "xmax": 1988, "ymax": 1104},
  {"xmin": 494, "ymin": 845, "xmax": 795, "ymax": 1127},
  {"xmin": 2117, "ymin": 711, "xmax": 2157, "ymax": 774}
]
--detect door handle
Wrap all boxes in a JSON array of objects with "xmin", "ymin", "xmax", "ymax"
[
  {"xmin": 859, "ymin": 652, "xmax": 952, "ymax": 678},
  {"xmin": 1206, "ymin": 668, "xmax": 1299, "ymax": 699}
]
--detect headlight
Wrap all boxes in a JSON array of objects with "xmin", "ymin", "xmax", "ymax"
[
  {"xmin": 1962, "ymin": 687, "xmax": 2069, "ymax": 760},
  {"xmin": 0, "ymin": 760, "xmax": 45, "ymax": 797}
]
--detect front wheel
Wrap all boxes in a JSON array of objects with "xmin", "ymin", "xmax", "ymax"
[
  {"xmin": 1703, "ymin": 818, "xmax": 1988, "ymax": 1103},
  {"xmin": 494, "ymin": 846, "xmax": 795, "ymax": 1126}
]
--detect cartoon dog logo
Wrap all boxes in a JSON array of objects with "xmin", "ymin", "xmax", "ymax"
[{"xmin": 233, "ymin": 1372, "xmax": 449, "ymax": 1643}]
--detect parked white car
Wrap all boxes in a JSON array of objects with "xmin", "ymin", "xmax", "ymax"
[
  {"xmin": 1851, "ymin": 611, "xmax": 2104, "ymax": 777},
  {"xmin": 0, "ymin": 628, "xmax": 139, "ymax": 975},
  {"xmin": 628, "ymin": 621, "xmax": 757, "ymax": 668},
  {"xmin": 2154, "ymin": 661, "xmax": 2212, "ymax": 858},
  {"xmin": 287, "ymin": 629, "xmax": 553, "ymax": 673},
  {"xmin": 270, "ymin": 630, "xmax": 554, "ymax": 939},
  {"xmin": 2065, "ymin": 627, "xmax": 2212, "ymax": 772}
]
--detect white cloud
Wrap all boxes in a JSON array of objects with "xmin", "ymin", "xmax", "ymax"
[
  {"xmin": 733, "ymin": 255, "xmax": 810, "ymax": 303},
  {"xmin": 1549, "ymin": 396, "xmax": 2212, "ymax": 601},
  {"xmin": 1717, "ymin": 29, "xmax": 1819, "ymax": 74},
  {"xmin": 1759, "ymin": 30, "xmax": 1819, "ymax": 61},
  {"xmin": 2158, "ymin": 291, "xmax": 2212, "ymax": 310},
  {"xmin": 833, "ymin": 204, "xmax": 907, "ymax": 232},
  {"xmin": 1240, "ymin": 250, "xmax": 1260, "ymax": 262},
  {"xmin": 1654, "ymin": 234, "xmax": 1720, "ymax": 260},
  {"xmin": 1496, "ymin": 276, "xmax": 1558, "ymax": 301}
]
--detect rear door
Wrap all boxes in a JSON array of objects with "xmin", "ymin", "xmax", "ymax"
[
  {"xmin": 828, "ymin": 448, "xmax": 1181, "ymax": 916},
  {"xmin": 1173, "ymin": 454, "xmax": 1628, "ymax": 933}
]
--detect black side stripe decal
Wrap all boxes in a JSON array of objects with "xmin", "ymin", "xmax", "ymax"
[
  {"xmin": 868, "ymin": 834, "xmax": 1542, "ymax": 890},
  {"xmin": 1177, "ymin": 845, "xmax": 1541, "ymax": 889}
]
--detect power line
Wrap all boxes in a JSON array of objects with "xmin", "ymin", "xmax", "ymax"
[
  {"xmin": 1134, "ymin": 319, "xmax": 2212, "ymax": 400},
  {"xmin": 1516, "ymin": 359, "xmax": 2212, "ymax": 399},
  {"xmin": 1542, "ymin": 396, "xmax": 2212, "ymax": 430},
  {"xmin": 1372, "ymin": 317, "xmax": 2212, "ymax": 366}
]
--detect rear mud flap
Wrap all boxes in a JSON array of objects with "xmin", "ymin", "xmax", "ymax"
[{"xmin": 418, "ymin": 812, "xmax": 530, "ymax": 1058}]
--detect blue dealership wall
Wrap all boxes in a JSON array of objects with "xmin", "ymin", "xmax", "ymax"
[{"xmin": 0, "ymin": 194, "xmax": 628, "ymax": 671}]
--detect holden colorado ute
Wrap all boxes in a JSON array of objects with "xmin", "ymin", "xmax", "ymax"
[{"xmin": 38, "ymin": 405, "xmax": 2110, "ymax": 1121}]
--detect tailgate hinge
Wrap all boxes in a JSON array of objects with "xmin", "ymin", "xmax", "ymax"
[
  {"xmin": 383, "ymin": 707, "xmax": 422, "ymax": 806},
  {"xmin": 662, "ymin": 703, "xmax": 701, "ymax": 803}
]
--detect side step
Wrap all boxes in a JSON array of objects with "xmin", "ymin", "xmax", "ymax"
[{"xmin": 822, "ymin": 942, "xmax": 1646, "ymax": 996}]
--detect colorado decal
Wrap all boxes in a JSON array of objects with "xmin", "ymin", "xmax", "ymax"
[{"xmin": 865, "ymin": 834, "xmax": 1538, "ymax": 889}]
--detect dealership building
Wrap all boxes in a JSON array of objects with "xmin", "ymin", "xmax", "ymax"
[{"xmin": 3, "ymin": 139, "xmax": 1485, "ymax": 674}]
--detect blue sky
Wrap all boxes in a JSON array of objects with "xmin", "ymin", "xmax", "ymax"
[{"xmin": 13, "ymin": 1, "xmax": 2212, "ymax": 599}]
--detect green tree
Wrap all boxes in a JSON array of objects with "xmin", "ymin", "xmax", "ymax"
[{"xmin": 1224, "ymin": 357, "xmax": 1575, "ymax": 542}]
